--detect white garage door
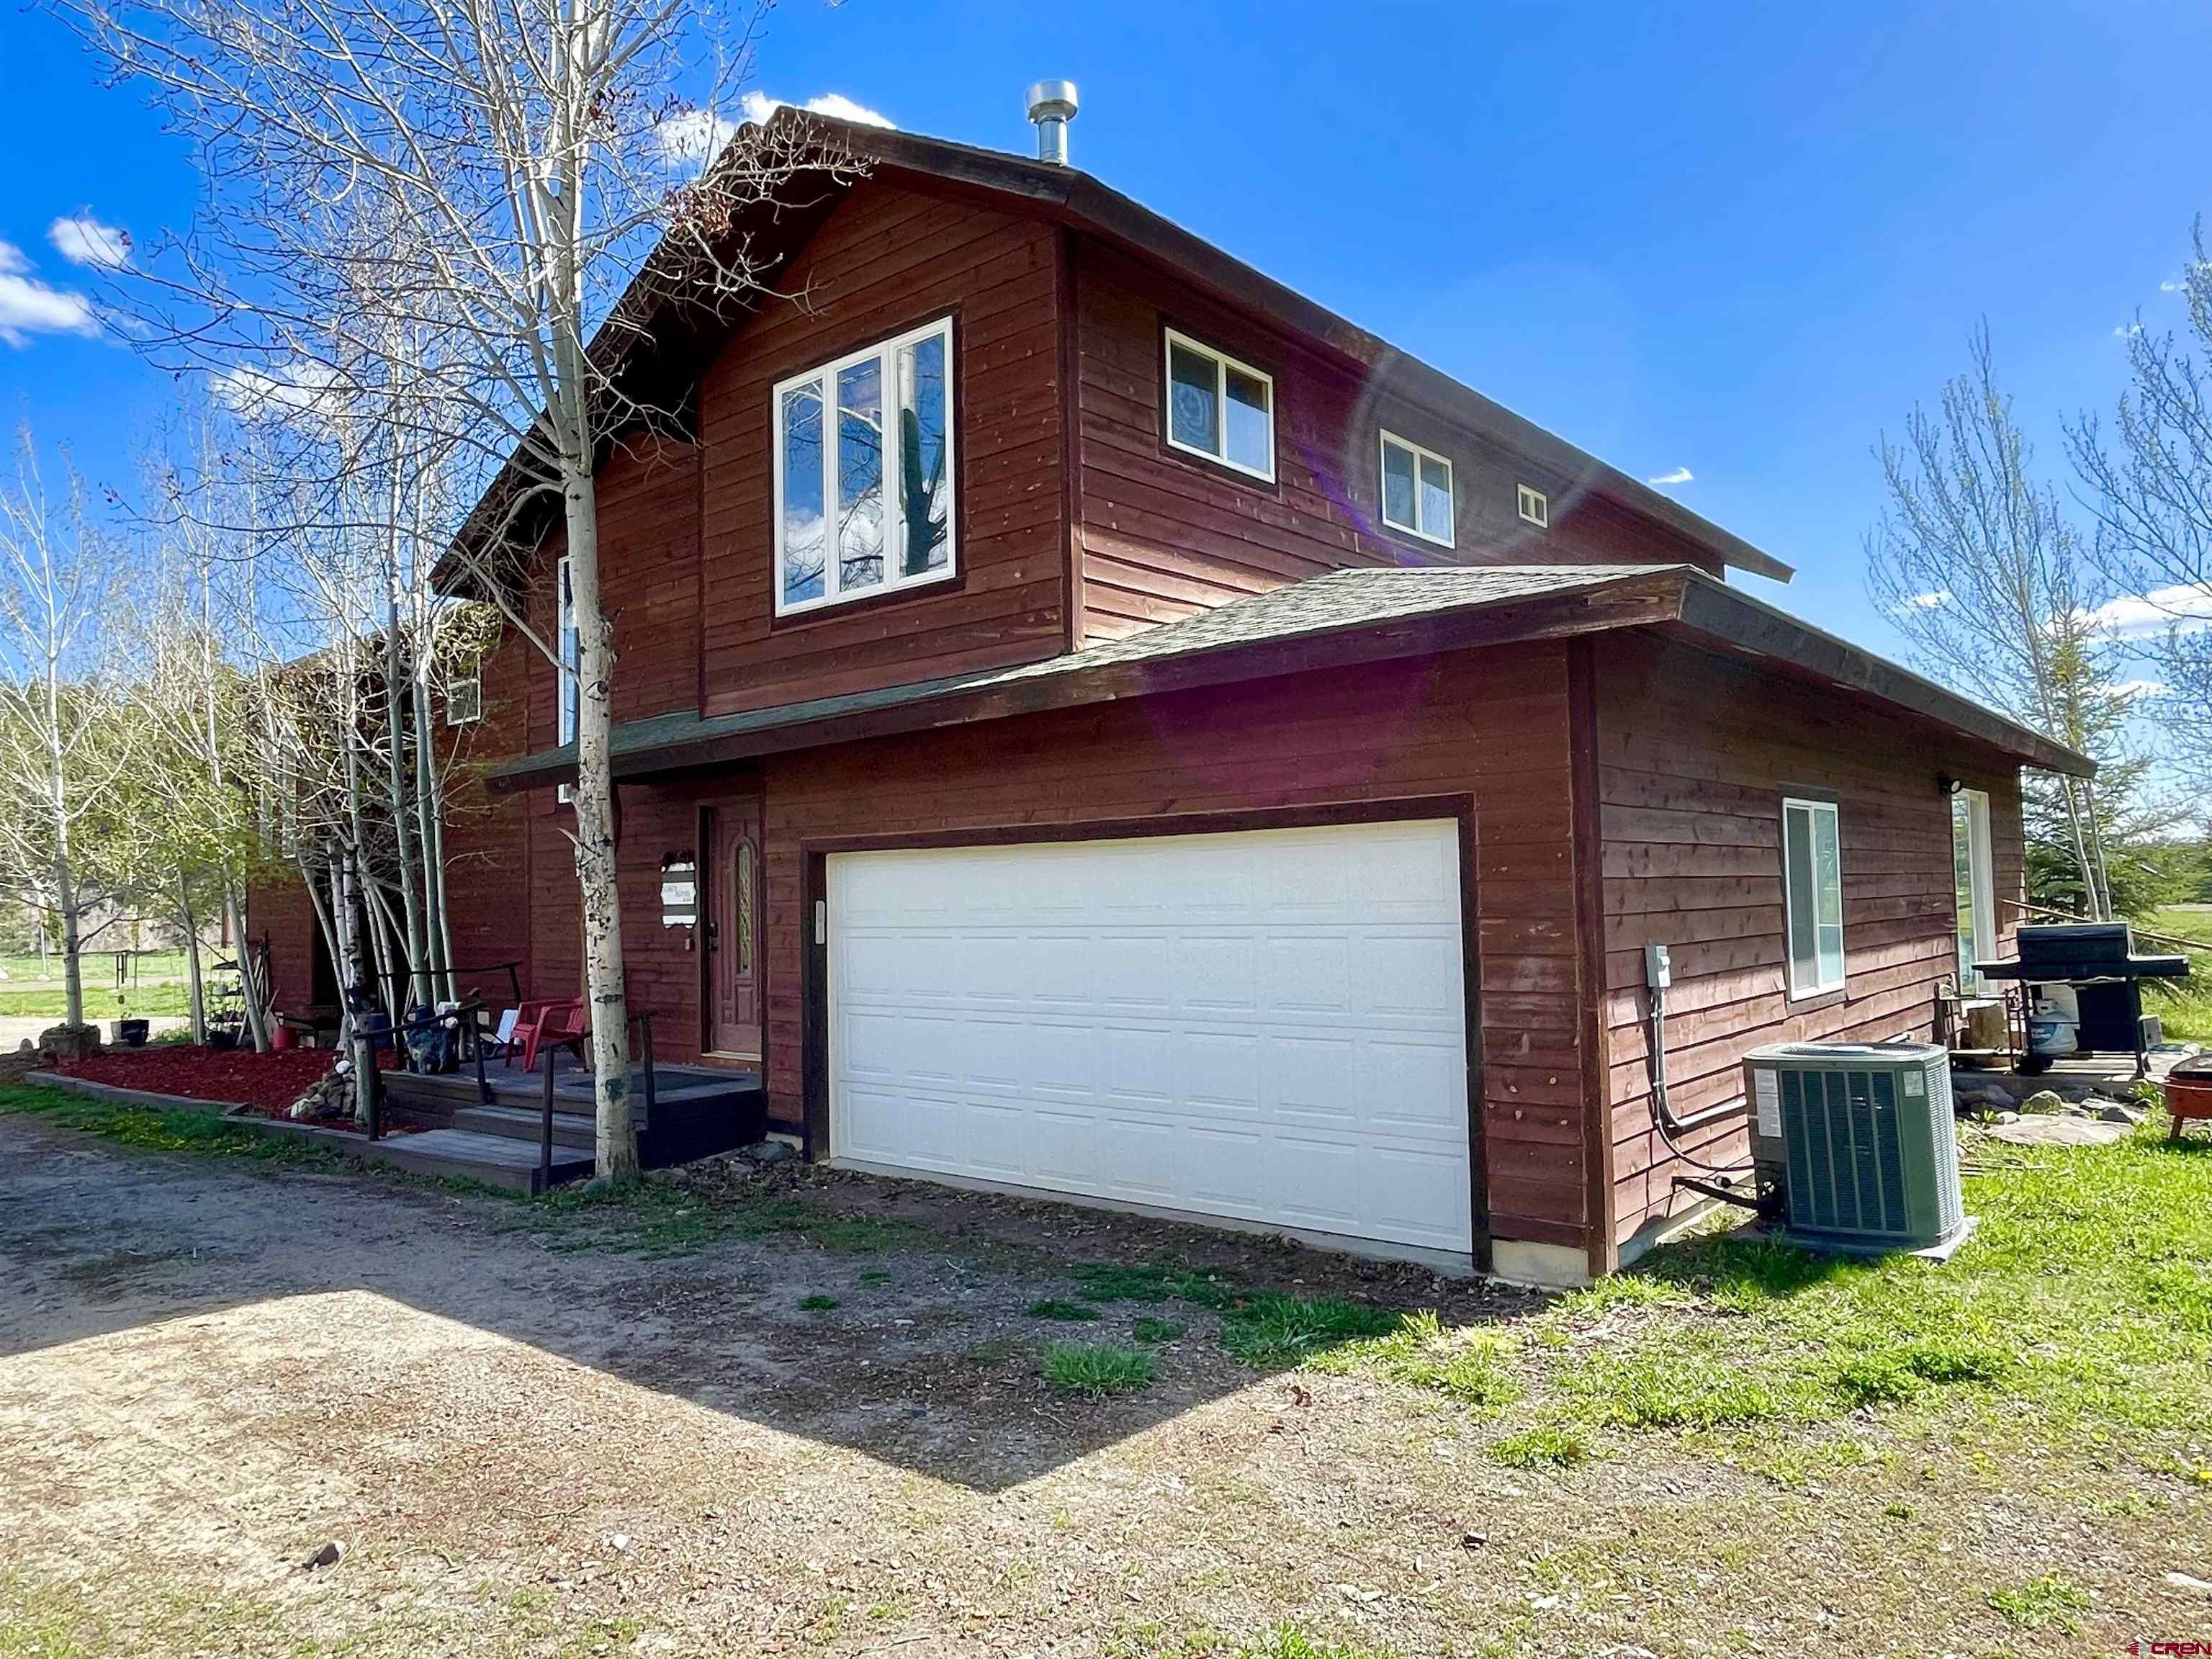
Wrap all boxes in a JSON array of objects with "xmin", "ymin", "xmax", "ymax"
[{"xmin": 828, "ymin": 819, "xmax": 1473, "ymax": 1254}]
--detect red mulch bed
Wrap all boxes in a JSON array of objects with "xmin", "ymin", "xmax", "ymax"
[{"xmin": 55, "ymin": 1044, "xmax": 394, "ymax": 1118}]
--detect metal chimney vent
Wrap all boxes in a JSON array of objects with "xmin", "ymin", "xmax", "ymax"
[{"xmin": 1026, "ymin": 80, "xmax": 1079, "ymax": 164}]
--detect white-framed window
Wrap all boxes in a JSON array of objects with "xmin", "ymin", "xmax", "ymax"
[
  {"xmin": 1379, "ymin": 430, "xmax": 1455, "ymax": 547},
  {"xmin": 1163, "ymin": 328, "xmax": 1274, "ymax": 481},
  {"xmin": 773, "ymin": 315, "xmax": 956, "ymax": 616},
  {"xmin": 557, "ymin": 554, "xmax": 578, "ymax": 805},
  {"xmin": 1952, "ymin": 787, "xmax": 1996, "ymax": 992},
  {"xmin": 445, "ymin": 661, "xmax": 482, "ymax": 727},
  {"xmin": 1517, "ymin": 482, "xmax": 1550, "ymax": 529},
  {"xmin": 1782, "ymin": 796, "xmax": 1845, "ymax": 997}
]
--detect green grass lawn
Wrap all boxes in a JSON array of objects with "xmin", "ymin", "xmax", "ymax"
[
  {"xmin": 0, "ymin": 981, "xmax": 196, "ymax": 1021},
  {"xmin": 2144, "ymin": 905, "xmax": 2212, "ymax": 1045}
]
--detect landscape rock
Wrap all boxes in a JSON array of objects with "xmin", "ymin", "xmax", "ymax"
[
  {"xmin": 2020, "ymin": 1089, "xmax": 2067, "ymax": 1115},
  {"xmin": 286, "ymin": 1068, "xmax": 356, "ymax": 1122},
  {"xmin": 2095, "ymin": 1101, "xmax": 2145, "ymax": 1126},
  {"xmin": 37, "ymin": 1023, "xmax": 102, "ymax": 1063},
  {"xmin": 2165, "ymin": 1571, "xmax": 2212, "ymax": 1596},
  {"xmin": 1994, "ymin": 1110, "xmax": 2020, "ymax": 1125},
  {"xmin": 1985, "ymin": 1115, "xmax": 2130, "ymax": 1148},
  {"xmin": 740, "ymin": 1139, "xmax": 798, "ymax": 1165},
  {"xmin": 303, "ymin": 1540, "xmax": 344, "ymax": 1569}
]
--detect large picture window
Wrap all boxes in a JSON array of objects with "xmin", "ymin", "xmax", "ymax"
[
  {"xmin": 1782, "ymin": 797, "xmax": 1845, "ymax": 997},
  {"xmin": 773, "ymin": 317, "xmax": 955, "ymax": 616}
]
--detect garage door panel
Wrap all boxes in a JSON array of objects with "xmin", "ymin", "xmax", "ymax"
[
  {"xmin": 1174, "ymin": 1030, "xmax": 1262, "ymax": 1112},
  {"xmin": 1354, "ymin": 933, "xmax": 1465, "ymax": 1019},
  {"xmin": 1100, "ymin": 1024, "xmax": 1175, "ymax": 1102},
  {"xmin": 830, "ymin": 819, "xmax": 1474, "ymax": 1254},
  {"xmin": 1093, "ymin": 935, "xmax": 1173, "ymax": 1010},
  {"xmin": 1268, "ymin": 1035, "xmax": 1356, "ymax": 1118},
  {"xmin": 1359, "ymin": 1037, "xmax": 1473, "ymax": 1135},
  {"xmin": 1173, "ymin": 935, "xmax": 1259, "ymax": 1012},
  {"xmin": 1264, "ymin": 936, "xmax": 1355, "ymax": 1015},
  {"xmin": 1182, "ymin": 1125, "xmax": 1267, "ymax": 1207},
  {"xmin": 1030, "ymin": 1109, "xmax": 1098, "ymax": 1186},
  {"xmin": 1362, "ymin": 1143, "xmax": 1475, "ymax": 1248},
  {"xmin": 1101, "ymin": 1116, "xmax": 1182, "ymax": 1200},
  {"xmin": 1269, "ymin": 1134, "xmax": 1367, "ymax": 1231}
]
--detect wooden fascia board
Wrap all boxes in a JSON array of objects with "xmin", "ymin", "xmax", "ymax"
[
  {"xmin": 486, "ymin": 574, "xmax": 1691, "ymax": 795},
  {"xmin": 1668, "ymin": 577, "xmax": 2096, "ymax": 778}
]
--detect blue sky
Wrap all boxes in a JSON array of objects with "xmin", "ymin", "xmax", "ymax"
[{"xmin": 3, "ymin": 0, "xmax": 2209, "ymax": 660}]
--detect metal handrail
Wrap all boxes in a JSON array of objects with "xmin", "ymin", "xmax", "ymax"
[{"xmin": 358, "ymin": 997, "xmax": 490, "ymax": 1141}]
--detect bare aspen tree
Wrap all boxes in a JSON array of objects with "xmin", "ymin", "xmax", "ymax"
[
  {"xmin": 2069, "ymin": 220, "xmax": 2212, "ymax": 791},
  {"xmin": 1865, "ymin": 326, "xmax": 2123, "ymax": 919},
  {"xmin": 70, "ymin": 0, "xmax": 848, "ymax": 1181},
  {"xmin": 0, "ymin": 436, "xmax": 140, "ymax": 1033}
]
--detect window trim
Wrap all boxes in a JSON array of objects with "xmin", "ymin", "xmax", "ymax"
[
  {"xmin": 1378, "ymin": 429, "xmax": 1456, "ymax": 547},
  {"xmin": 445, "ymin": 660, "xmax": 482, "ymax": 728},
  {"xmin": 771, "ymin": 314, "xmax": 958, "ymax": 619},
  {"xmin": 1781, "ymin": 796, "xmax": 1846, "ymax": 999},
  {"xmin": 1952, "ymin": 787, "xmax": 1997, "ymax": 993},
  {"xmin": 556, "ymin": 554, "xmax": 577, "ymax": 806},
  {"xmin": 1517, "ymin": 482, "xmax": 1550, "ymax": 529},
  {"xmin": 1161, "ymin": 326, "xmax": 1277, "ymax": 482}
]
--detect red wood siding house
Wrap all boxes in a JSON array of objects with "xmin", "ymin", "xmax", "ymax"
[{"xmin": 249, "ymin": 112, "xmax": 2084, "ymax": 1285}]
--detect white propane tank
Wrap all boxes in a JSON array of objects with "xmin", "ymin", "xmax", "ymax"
[{"xmin": 2027, "ymin": 997, "xmax": 2080, "ymax": 1059}]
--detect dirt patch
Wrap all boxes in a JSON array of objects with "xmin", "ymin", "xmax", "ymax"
[{"xmin": 3, "ymin": 1115, "xmax": 2208, "ymax": 1658}]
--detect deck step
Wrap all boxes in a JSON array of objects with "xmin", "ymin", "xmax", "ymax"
[
  {"xmin": 346, "ymin": 1128, "xmax": 595, "ymax": 1195},
  {"xmin": 449, "ymin": 1102, "xmax": 624, "ymax": 1148}
]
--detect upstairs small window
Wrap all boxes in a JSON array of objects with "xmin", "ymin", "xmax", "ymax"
[
  {"xmin": 774, "ymin": 316, "xmax": 956, "ymax": 616},
  {"xmin": 445, "ymin": 662, "xmax": 482, "ymax": 727},
  {"xmin": 1380, "ymin": 431, "xmax": 1455, "ymax": 547},
  {"xmin": 1517, "ymin": 482, "xmax": 1550, "ymax": 529},
  {"xmin": 557, "ymin": 556, "xmax": 578, "ymax": 747},
  {"xmin": 1164, "ymin": 328, "xmax": 1274, "ymax": 481},
  {"xmin": 557, "ymin": 554, "xmax": 578, "ymax": 805},
  {"xmin": 1782, "ymin": 797, "xmax": 1845, "ymax": 997}
]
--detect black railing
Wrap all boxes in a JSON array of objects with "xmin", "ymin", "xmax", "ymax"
[
  {"xmin": 371, "ymin": 960, "xmax": 526, "ymax": 1010},
  {"xmin": 357, "ymin": 997, "xmax": 490, "ymax": 1141}
]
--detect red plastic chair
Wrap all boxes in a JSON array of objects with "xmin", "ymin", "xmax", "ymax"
[{"xmin": 513, "ymin": 999, "xmax": 587, "ymax": 1074}]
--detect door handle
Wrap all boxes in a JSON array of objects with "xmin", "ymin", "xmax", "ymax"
[{"xmin": 704, "ymin": 920, "xmax": 719, "ymax": 951}]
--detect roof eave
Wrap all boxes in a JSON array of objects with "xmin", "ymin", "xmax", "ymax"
[{"xmin": 1670, "ymin": 573, "xmax": 2096, "ymax": 778}]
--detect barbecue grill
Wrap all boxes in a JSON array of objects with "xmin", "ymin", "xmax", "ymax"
[{"xmin": 1974, "ymin": 922, "xmax": 2190, "ymax": 1075}]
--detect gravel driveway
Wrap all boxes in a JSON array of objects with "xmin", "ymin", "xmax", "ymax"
[{"xmin": 4, "ymin": 1111, "xmax": 2204, "ymax": 1658}]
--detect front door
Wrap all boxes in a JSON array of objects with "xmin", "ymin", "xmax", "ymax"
[{"xmin": 704, "ymin": 801, "xmax": 763, "ymax": 1059}]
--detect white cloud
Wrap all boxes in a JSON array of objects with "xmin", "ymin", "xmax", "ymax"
[
  {"xmin": 2085, "ymin": 583, "xmax": 2212, "ymax": 639},
  {"xmin": 1645, "ymin": 465, "xmax": 1693, "ymax": 487},
  {"xmin": 212, "ymin": 358, "xmax": 343, "ymax": 420},
  {"xmin": 2113, "ymin": 678, "xmax": 2170, "ymax": 701},
  {"xmin": 738, "ymin": 91, "xmax": 894, "ymax": 130},
  {"xmin": 1897, "ymin": 588, "xmax": 1951, "ymax": 611},
  {"xmin": 2114, "ymin": 320, "xmax": 2144, "ymax": 338},
  {"xmin": 0, "ymin": 243, "xmax": 96, "ymax": 346},
  {"xmin": 652, "ymin": 107, "xmax": 737, "ymax": 171},
  {"xmin": 48, "ymin": 212, "xmax": 130, "ymax": 270},
  {"xmin": 2161, "ymin": 277, "xmax": 2187, "ymax": 294}
]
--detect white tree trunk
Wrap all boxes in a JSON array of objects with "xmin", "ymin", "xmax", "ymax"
[
  {"xmin": 563, "ymin": 468, "xmax": 637, "ymax": 1184},
  {"xmin": 180, "ymin": 874, "xmax": 207, "ymax": 1045}
]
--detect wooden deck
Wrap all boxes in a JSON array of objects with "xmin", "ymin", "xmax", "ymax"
[{"xmin": 379, "ymin": 1055, "xmax": 769, "ymax": 1187}]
